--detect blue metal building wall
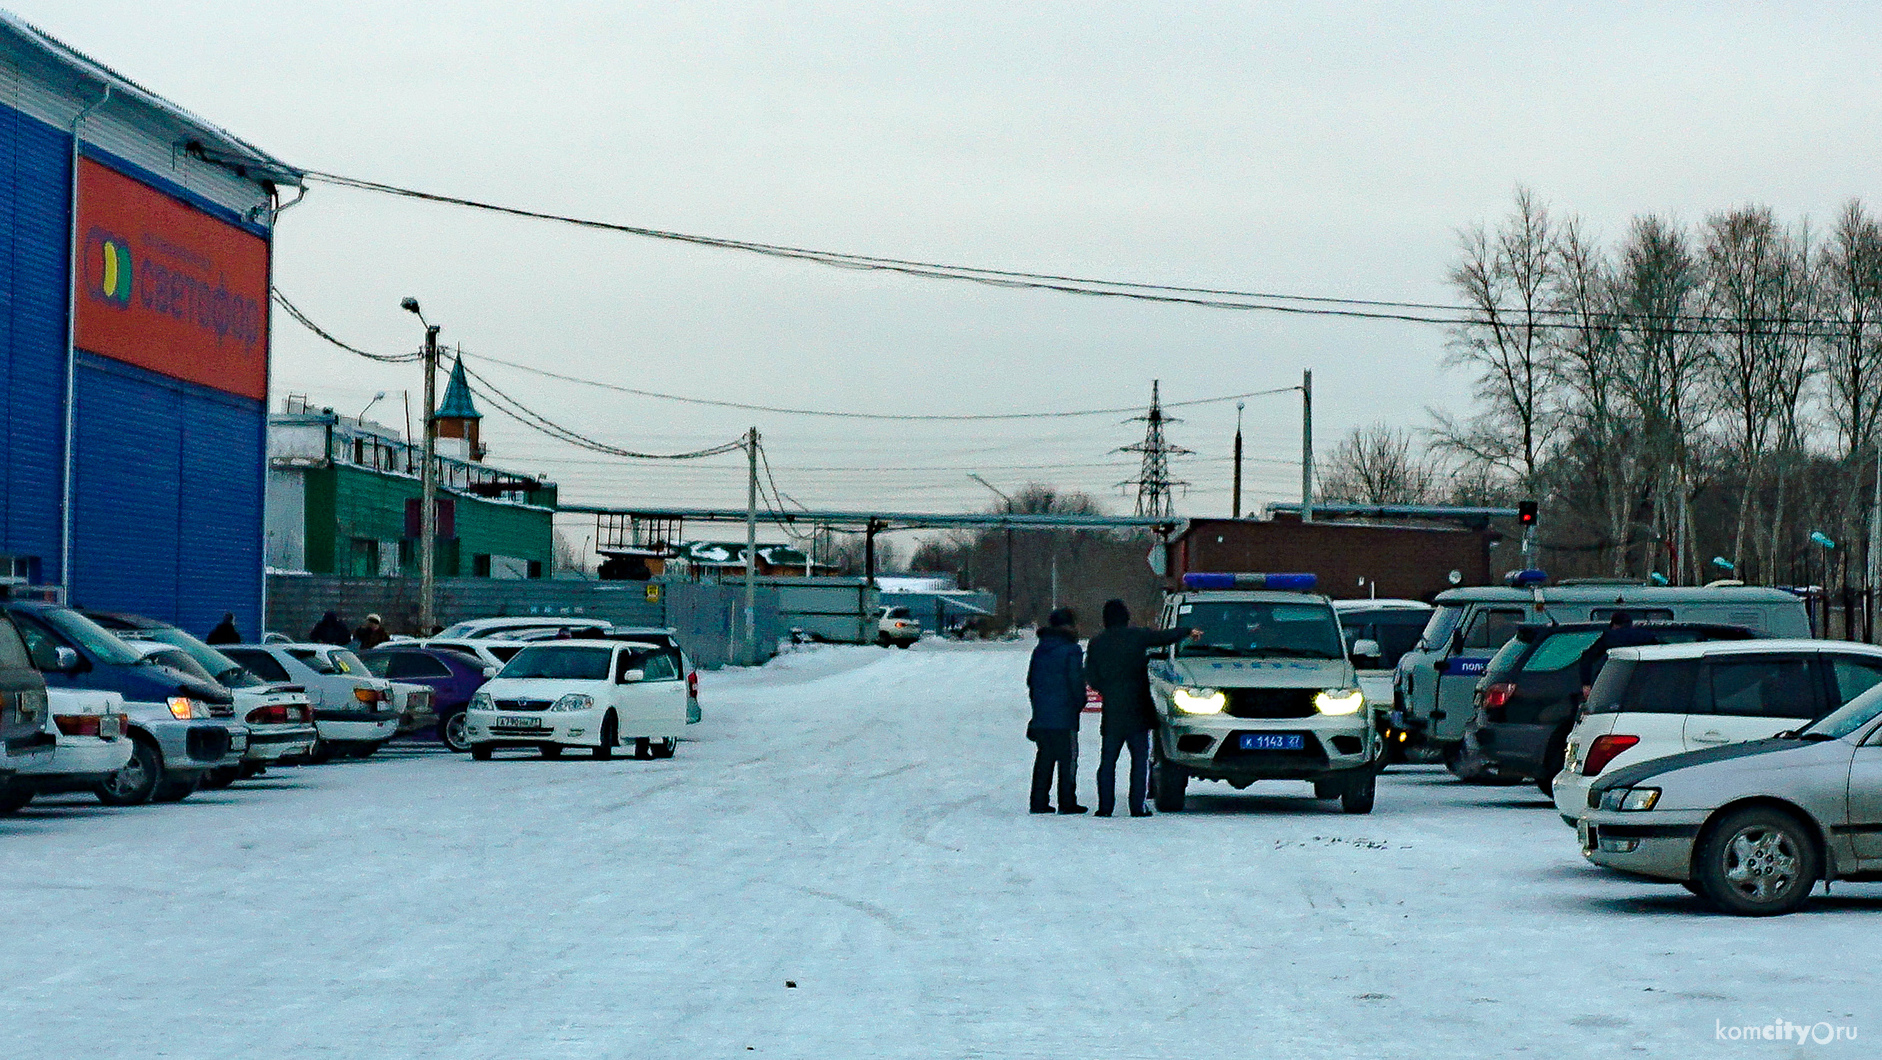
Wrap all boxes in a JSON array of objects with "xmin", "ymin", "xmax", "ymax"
[
  {"xmin": 71, "ymin": 355, "xmax": 265, "ymax": 639},
  {"xmin": 0, "ymin": 101, "xmax": 71, "ymax": 583}
]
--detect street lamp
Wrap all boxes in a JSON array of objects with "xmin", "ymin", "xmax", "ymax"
[
  {"xmin": 1810, "ymin": 531, "xmax": 1837, "ymax": 636},
  {"xmin": 969, "ymin": 473, "xmax": 1015, "ymax": 631},
  {"xmin": 356, "ymin": 391, "xmax": 388, "ymax": 423},
  {"xmin": 402, "ymin": 298, "xmax": 442, "ymax": 634}
]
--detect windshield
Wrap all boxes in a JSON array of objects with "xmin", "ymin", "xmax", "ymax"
[
  {"xmin": 498, "ymin": 645, "xmax": 614, "ymax": 680},
  {"xmin": 1175, "ymin": 601, "xmax": 1344, "ymax": 659},
  {"xmin": 141, "ymin": 645, "xmax": 219, "ymax": 684},
  {"xmin": 138, "ymin": 627, "xmax": 263, "ymax": 688},
  {"xmin": 1418, "ymin": 606, "xmax": 1465, "ymax": 653},
  {"xmin": 1803, "ymin": 684, "xmax": 1882, "ymax": 740},
  {"xmin": 40, "ymin": 608, "xmax": 148, "ymax": 665}
]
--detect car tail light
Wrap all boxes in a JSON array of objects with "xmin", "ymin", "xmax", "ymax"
[
  {"xmin": 688, "ymin": 671, "xmax": 699, "ymax": 700},
  {"xmin": 1582, "ymin": 734, "xmax": 1640, "ymax": 776},
  {"xmin": 247, "ymin": 704, "xmax": 295, "ymax": 724},
  {"xmin": 54, "ymin": 714, "xmax": 102, "ymax": 736},
  {"xmin": 355, "ymin": 687, "xmax": 385, "ymax": 704},
  {"xmin": 1479, "ymin": 682, "xmax": 1516, "ymax": 721}
]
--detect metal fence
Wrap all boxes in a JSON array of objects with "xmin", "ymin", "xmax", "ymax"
[{"xmin": 264, "ymin": 574, "xmax": 780, "ymax": 667}]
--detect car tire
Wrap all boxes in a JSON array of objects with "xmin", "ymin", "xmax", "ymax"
[
  {"xmin": 541, "ymin": 744, "xmax": 563, "ymax": 759},
  {"xmin": 0, "ymin": 785, "xmax": 33, "ymax": 814},
  {"xmin": 309, "ymin": 738, "xmax": 335, "ymax": 764},
  {"xmin": 440, "ymin": 712, "xmax": 471, "ymax": 753},
  {"xmin": 1693, "ymin": 806, "xmax": 1820, "ymax": 916},
  {"xmin": 1153, "ymin": 754, "xmax": 1187, "ymax": 813},
  {"xmin": 1313, "ymin": 780, "xmax": 1340, "ymax": 800},
  {"xmin": 634, "ymin": 736, "xmax": 652, "ymax": 760},
  {"xmin": 200, "ymin": 766, "xmax": 240, "ymax": 790},
  {"xmin": 895, "ymin": 640, "xmax": 911, "ymax": 649},
  {"xmin": 593, "ymin": 713, "xmax": 617, "ymax": 760},
  {"xmin": 1536, "ymin": 734, "xmax": 1568, "ymax": 797},
  {"xmin": 1341, "ymin": 769, "xmax": 1377, "ymax": 814},
  {"xmin": 350, "ymin": 742, "xmax": 380, "ymax": 759},
  {"xmin": 151, "ymin": 774, "xmax": 199, "ymax": 803},
  {"xmin": 875, "ymin": 633, "xmax": 891, "ymax": 647},
  {"xmin": 471, "ymin": 744, "xmax": 494, "ymax": 761},
  {"xmin": 96, "ymin": 737, "xmax": 162, "ymax": 806},
  {"xmin": 650, "ymin": 737, "xmax": 676, "ymax": 759}
]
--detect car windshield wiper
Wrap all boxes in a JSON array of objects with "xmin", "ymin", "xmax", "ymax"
[{"xmin": 1796, "ymin": 731, "xmax": 1839, "ymax": 742}]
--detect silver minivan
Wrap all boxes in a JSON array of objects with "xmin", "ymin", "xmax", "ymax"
[{"xmin": 1392, "ymin": 582, "xmax": 1810, "ymax": 770}]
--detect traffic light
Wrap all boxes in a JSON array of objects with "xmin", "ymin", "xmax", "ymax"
[{"xmin": 1518, "ymin": 500, "xmax": 1538, "ymax": 527}]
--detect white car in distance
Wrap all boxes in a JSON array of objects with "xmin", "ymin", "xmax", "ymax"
[{"xmin": 466, "ymin": 640, "xmax": 687, "ymax": 760}]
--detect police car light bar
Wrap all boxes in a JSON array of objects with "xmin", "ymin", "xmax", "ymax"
[
  {"xmin": 1181, "ymin": 572, "xmax": 1318, "ymax": 591},
  {"xmin": 1504, "ymin": 568, "xmax": 1548, "ymax": 587}
]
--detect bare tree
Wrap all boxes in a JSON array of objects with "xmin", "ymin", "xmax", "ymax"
[
  {"xmin": 1818, "ymin": 200, "xmax": 1882, "ymax": 462},
  {"xmin": 1549, "ymin": 216, "xmax": 1638, "ymax": 574},
  {"xmin": 1317, "ymin": 424, "xmax": 1441, "ymax": 505},
  {"xmin": 1440, "ymin": 187, "xmax": 1558, "ymax": 489}
]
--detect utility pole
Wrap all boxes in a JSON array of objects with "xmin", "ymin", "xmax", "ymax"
[
  {"xmin": 1301, "ymin": 369, "xmax": 1315, "ymax": 523},
  {"xmin": 969, "ymin": 473, "xmax": 1015, "ymax": 631},
  {"xmin": 401, "ymin": 297, "xmax": 441, "ymax": 634},
  {"xmin": 1120, "ymin": 380, "xmax": 1191, "ymax": 519},
  {"xmin": 745, "ymin": 427, "xmax": 759, "ymax": 665},
  {"xmin": 1231, "ymin": 400, "xmax": 1244, "ymax": 519}
]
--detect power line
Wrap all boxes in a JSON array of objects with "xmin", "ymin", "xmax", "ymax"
[{"xmin": 456, "ymin": 358, "xmax": 747, "ymax": 460}]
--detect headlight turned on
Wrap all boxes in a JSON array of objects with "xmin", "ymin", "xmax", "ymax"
[
  {"xmin": 166, "ymin": 697, "xmax": 208, "ymax": 720},
  {"xmin": 1314, "ymin": 688, "xmax": 1365, "ymax": 716},
  {"xmin": 470, "ymin": 691, "xmax": 493, "ymax": 711},
  {"xmin": 551, "ymin": 693, "xmax": 594, "ymax": 712},
  {"xmin": 1598, "ymin": 786, "xmax": 1661, "ymax": 812},
  {"xmin": 1172, "ymin": 687, "xmax": 1227, "ymax": 714}
]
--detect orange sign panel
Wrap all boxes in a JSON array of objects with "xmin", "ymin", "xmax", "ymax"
[{"xmin": 74, "ymin": 158, "xmax": 269, "ymax": 401}]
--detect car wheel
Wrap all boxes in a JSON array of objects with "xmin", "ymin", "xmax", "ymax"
[
  {"xmin": 895, "ymin": 640, "xmax": 912, "ymax": 649},
  {"xmin": 1313, "ymin": 779, "xmax": 1340, "ymax": 800},
  {"xmin": 350, "ymin": 742, "xmax": 380, "ymax": 759},
  {"xmin": 1536, "ymin": 734, "xmax": 1568, "ymax": 797},
  {"xmin": 541, "ymin": 744, "xmax": 563, "ymax": 759},
  {"xmin": 593, "ymin": 713, "xmax": 617, "ymax": 760},
  {"xmin": 96, "ymin": 738, "xmax": 162, "ymax": 806},
  {"xmin": 650, "ymin": 737, "xmax": 676, "ymax": 759},
  {"xmin": 0, "ymin": 785, "xmax": 33, "ymax": 814},
  {"xmin": 1153, "ymin": 753, "xmax": 1187, "ymax": 813},
  {"xmin": 1341, "ymin": 769, "xmax": 1377, "ymax": 815},
  {"xmin": 634, "ymin": 736, "xmax": 652, "ymax": 760},
  {"xmin": 875, "ymin": 633, "xmax": 891, "ymax": 647},
  {"xmin": 1694, "ymin": 807, "xmax": 1819, "ymax": 916},
  {"xmin": 151, "ymin": 774, "xmax": 199, "ymax": 803},
  {"xmin": 309, "ymin": 738, "xmax": 335, "ymax": 764},
  {"xmin": 440, "ymin": 712, "xmax": 471, "ymax": 753},
  {"xmin": 200, "ymin": 766, "xmax": 240, "ymax": 790},
  {"xmin": 471, "ymin": 744, "xmax": 494, "ymax": 761}
]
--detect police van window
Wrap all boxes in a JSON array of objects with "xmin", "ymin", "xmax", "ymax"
[
  {"xmin": 1419, "ymin": 607, "xmax": 1465, "ymax": 652},
  {"xmin": 1708, "ymin": 658, "xmax": 1816, "ymax": 718},
  {"xmin": 1591, "ymin": 609, "xmax": 1675, "ymax": 624},
  {"xmin": 1524, "ymin": 631, "xmax": 1605, "ymax": 673},
  {"xmin": 1461, "ymin": 609, "xmax": 1525, "ymax": 651}
]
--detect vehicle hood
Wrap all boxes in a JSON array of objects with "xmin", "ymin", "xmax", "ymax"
[
  {"xmin": 1590, "ymin": 737, "xmax": 1845, "ymax": 797},
  {"xmin": 1166, "ymin": 657, "xmax": 1353, "ymax": 689},
  {"xmin": 480, "ymin": 677, "xmax": 613, "ymax": 701}
]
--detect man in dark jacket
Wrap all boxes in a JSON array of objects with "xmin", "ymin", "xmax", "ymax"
[
  {"xmin": 1084, "ymin": 599, "xmax": 1197, "ymax": 817},
  {"xmin": 354, "ymin": 613, "xmax": 391, "ymax": 650},
  {"xmin": 1027, "ymin": 608, "xmax": 1087, "ymax": 815},
  {"xmin": 308, "ymin": 611, "xmax": 351, "ymax": 646},
  {"xmin": 206, "ymin": 613, "xmax": 241, "ymax": 645}
]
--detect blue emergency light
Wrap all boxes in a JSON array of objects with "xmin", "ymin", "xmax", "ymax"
[
  {"xmin": 1503, "ymin": 568, "xmax": 1548, "ymax": 588},
  {"xmin": 1181, "ymin": 572, "xmax": 1318, "ymax": 591}
]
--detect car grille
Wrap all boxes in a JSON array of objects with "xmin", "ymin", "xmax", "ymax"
[
  {"xmin": 1224, "ymin": 688, "xmax": 1318, "ymax": 719},
  {"xmin": 494, "ymin": 699, "xmax": 553, "ymax": 712},
  {"xmin": 489, "ymin": 724, "xmax": 554, "ymax": 737}
]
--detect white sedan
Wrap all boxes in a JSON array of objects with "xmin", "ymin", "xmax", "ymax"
[
  {"xmin": 0, "ymin": 689, "xmax": 132, "ymax": 813},
  {"xmin": 465, "ymin": 640, "xmax": 688, "ymax": 760}
]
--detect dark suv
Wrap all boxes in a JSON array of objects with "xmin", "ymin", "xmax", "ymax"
[
  {"xmin": 0, "ymin": 612, "xmax": 51, "ymax": 786},
  {"xmin": 1465, "ymin": 621, "xmax": 1757, "ymax": 794}
]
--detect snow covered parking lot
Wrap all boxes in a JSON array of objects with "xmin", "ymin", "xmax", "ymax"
[{"xmin": 1, "ymin": 639, "xmax": 1875, "ymax": 1058}]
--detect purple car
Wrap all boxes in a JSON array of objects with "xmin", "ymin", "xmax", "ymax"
[{"xmin": 358, "ymin": 646, "xmax": 490, "ymax": 752}]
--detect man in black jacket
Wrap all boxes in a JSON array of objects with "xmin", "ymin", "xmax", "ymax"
[
  {"xmin": 308, "ymin": 611, "xmax": 350, "ymax": 646},
  {"xmin": 1027, "ymin": 608, "xmax": 1087, "ymax": 814},
  {"xmin": 1084, "ymin": 599, "xmax": 1198, "ymax": 817}
]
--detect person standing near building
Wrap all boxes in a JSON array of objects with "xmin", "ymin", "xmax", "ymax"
[
  {"xmin": 206, "ymin": 613, "xmax": 241, "ymax": 645},
  {"xmin": 1084, "ymin": 599, "xmax": 1198, "ymax": 817},
  {"xmin": 353, "ymin": 613, "xmax": 391, "ymax": 650},
  {"xmin": 308, "ymin": 611, "xmax": 350, "ymax": 646},
  {"xmin": 1027, "ymin": 608, "xmax": 1087, "ymax": 815}
]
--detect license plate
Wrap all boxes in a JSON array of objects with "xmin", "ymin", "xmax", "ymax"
[
  {"xmin": 493, "ymin": 715, "xmax": 536, "ymax": 729},
  {"xmin": 231, "ymin": 733, "xmax": 248, "ymax": 751},
  {"xmin": 100, "ymin": 715, "xmax": 122, "ymax": 739},
  {"xmin": 1239, "ymin": 733, "xmax": 1304, "ymax": 751}
]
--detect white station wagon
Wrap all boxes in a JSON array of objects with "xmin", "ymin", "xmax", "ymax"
[{"xmin": 465, "ymin": 640, "xmax": 688, "ymax": 760}]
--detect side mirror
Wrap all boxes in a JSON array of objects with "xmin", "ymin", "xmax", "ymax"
[
  {"xmin": 53, "ymin": 646, "xmax": 81, "ymax": 673},
  {"xmin": 1450, "ymin": 628, "xmax": 1465, "ymax": 655},
  {"xmin": 619, "ymin": 669, "xmax": 645, "ymax": 684},
  {"xmin": 1351, "ymin": 639, "xmax": 1381, "ymax": 662},
  {"xmin": 483, "ymin": 666, "xmax": 499, "ymax": 678}
]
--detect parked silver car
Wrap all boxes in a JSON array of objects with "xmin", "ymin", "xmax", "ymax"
[
  {"xmin": 1579, "ymin": 684, "xmax": 1882, "ymax": 915},
  {"xmin": 221, "ymin": 644, "xmax": 399, "ymax": 761}
]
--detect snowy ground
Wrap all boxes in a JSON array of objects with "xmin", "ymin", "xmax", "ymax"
[{"xmin": 1, "ymin": 639, "xmax": 1876, "ymax": 1058}]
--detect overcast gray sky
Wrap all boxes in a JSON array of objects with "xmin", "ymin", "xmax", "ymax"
[{"xmin": 19, "ymin": 1, "xmax": 1882, "ymax": 532}]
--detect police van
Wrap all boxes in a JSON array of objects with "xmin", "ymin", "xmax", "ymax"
[
  {"xmin": 1391, "ymin": 576, "xmax": 1810, "ymax": 774},
  {"xmin": 1148, "ymin": 573, "xmax": 1380, "ymax": 814}
]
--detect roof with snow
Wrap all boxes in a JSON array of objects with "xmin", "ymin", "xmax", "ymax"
[{"xmin": 436, "ymin": 356, "xmax": 481, "ymax": 420}]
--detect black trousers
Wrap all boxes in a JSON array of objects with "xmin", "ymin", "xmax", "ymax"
[
  {"xmin": 1030, "ymin": 728, "xmax": 1077, "ymax": 810},
  {"xmin": 1097, "ymin": 728, "xmax": 1150, "ymax": 814}
]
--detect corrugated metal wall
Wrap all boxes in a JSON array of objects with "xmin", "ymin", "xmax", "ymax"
[
  {"xmin": 72, "ymin": 355, "xmax": 264, "ymax": 639},
  {"xmin": 0, "ymin": 101, "xmax": 71, "ymax": 580}
]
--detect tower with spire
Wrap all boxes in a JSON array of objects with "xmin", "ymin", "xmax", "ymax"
[{"xmin": 434, "ymin": 353, "xmax": 484, "ymax": 462}]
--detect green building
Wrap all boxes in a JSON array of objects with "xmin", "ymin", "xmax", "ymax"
[{"xmin": 266, "ymin": 366, "xmax": 557, "ymax": 578}]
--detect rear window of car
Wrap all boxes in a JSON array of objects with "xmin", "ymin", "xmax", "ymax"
[
  {"xmin": 1587, "ymin": 658, "xmax": 1699, "ymax": 714},
  {"xmin": 223, "ymin": 649, "xmax": 291, "ymax": 683},
  {"xmin": 1524, "ymin": 631, "xmax": 1604, "ymax": 673}
]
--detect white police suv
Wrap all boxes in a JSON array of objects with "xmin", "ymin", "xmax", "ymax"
[{"xmin": 1149, "ymin": 573, "xmax": 1379, "ymax": 813}]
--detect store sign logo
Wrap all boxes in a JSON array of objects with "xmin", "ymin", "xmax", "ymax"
[{"xmin": 88, "ymin": 229, "xmax": 134, "ymax": 307}]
